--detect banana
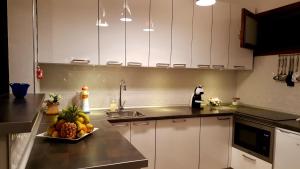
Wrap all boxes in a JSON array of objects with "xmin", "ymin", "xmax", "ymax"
[{"xmin": 78, "ymin": 112, "xmax": 90, "ymax": 123}]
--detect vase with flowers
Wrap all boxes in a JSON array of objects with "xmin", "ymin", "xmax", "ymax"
[{"xmin": 46, "ymin": 93, "xmax": 62, "ymax": 115}]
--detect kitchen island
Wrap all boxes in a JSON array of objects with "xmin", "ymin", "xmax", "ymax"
[{"xmin": 0, "ymin": 94, "xmax": 45, "ymax": 169}]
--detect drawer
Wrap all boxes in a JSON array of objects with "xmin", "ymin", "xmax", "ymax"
[{"xmin": 231, "ymin": 147, "xmax": 272, "ymax": 169}]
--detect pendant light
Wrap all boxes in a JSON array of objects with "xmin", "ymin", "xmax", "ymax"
[
  {"xmin": 196, "ymin": 0, "xmax": 216, "ymax": 6},
  {"xmin": 120, "ymin": 1, "xmax": 132, "ymax": 22},
  {"xmin": 97, "ymin": 9, "xmax": 109, "ymax": 27}
]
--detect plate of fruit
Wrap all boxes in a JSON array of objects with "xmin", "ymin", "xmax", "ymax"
[{"xmin": 37, "ymin": 105, "xmax": 97, "ymax": 141}]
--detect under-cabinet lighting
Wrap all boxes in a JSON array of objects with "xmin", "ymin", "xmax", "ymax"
[
  {"xmin": 143, "ymin": 28, "xmax": 154, "ymax": 32},
  {"xmin": 196, "ymin": 0, "xmax": 216, "ymax": 6}
]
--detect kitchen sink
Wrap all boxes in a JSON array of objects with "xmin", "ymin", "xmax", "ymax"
[{"xmin": 106, "ymin": 110, "xmax": 145, "ymax": 119}]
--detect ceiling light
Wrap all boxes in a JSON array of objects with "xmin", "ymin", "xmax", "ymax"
[
  {"xmin": 196, "ymin": 0, "xmax": 216, "ymax": 6},
  {"xmin": 120, "ymin": 17, "xmax": 132, "ymax": 22},
  {"xmin": 143, "ymin": 28, "xmax": 154, "ymax": 32}
]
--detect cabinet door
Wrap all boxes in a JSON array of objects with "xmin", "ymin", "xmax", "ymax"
[
  {"xmin": 274, "ymin": 128, "xmax": 300, "ymax": 169},
  {"xmin": 126, "ymin": 0, "xmax": 150, "ymax": 67},
  {"xmin": 111, "ymin": 122, "xmax": 130, "ymax": 142},
  {"xmin": 171, "ymin": 0, "xmax": 194, "ymax": 68},
  {"xmin": 131, "ymin": 121, "xmax": 155, "ymax": 169},
  {"xmin": 191, "ymin": 5, "xmax": 212, "ymax": 69},
  {"xmin": 149, "ymin": 0, "xmax": 172, "ymax": 68},
  {"xmin": 99, "ymin": 0, "xmax": 125, "ymax": 66},
  {"xmin": 228, "ymin": 1, "xmax": 254, "ymax": 70},
  {"xmin": 156, "ymin": 118, "xmax": 200, "ymax": 169},
  {"xmin": 211, "ymin": 0, "xmax": 230, "ymax": 69},
  {"xmin": 231, "ymin": 147, "xmax": 272, "ymax": 169},
  {"xmin": 38, "ymin": 0, "xmax": 98, "ymax": 64},
  {"xmin": 200, "ymin": 116, "xmax": 232, "ymax": 169}
]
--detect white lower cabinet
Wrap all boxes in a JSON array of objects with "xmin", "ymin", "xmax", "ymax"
[
  {"xmin": 231, "ymin": 147, "xmax": 272, "ymax": 169},
  {"xmin": 200, "ymin": 116, "xmax": 232, "ymax": 169},
  {"xmin": 274, "ymin": 128, "xmax": 300, "ymax": 169},
  {"xmin": 131, "ymin": 121, "xmax": 156, "ymax": 169},
  {"xmin": 111, "ymin": 122, "xmax": 131, "ymax": 142},
  {"xmin": 155, "ymin": 118, "xmax": 200, "ymax": 169}
]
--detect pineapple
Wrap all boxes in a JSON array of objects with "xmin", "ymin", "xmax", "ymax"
[
  {"xmin": 60, "ymin": 122, "xmax": 77, "ymax": 139},
  {"xmin": 57, "ymin": 105, "xmax": 81, "ymax": 139}
]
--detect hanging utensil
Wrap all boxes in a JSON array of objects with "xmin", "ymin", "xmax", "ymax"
[
  {"xmin": 279, "ymin": 56, "xmax": 288, "ymax": 81},
  {"xmin": 286, "ymin": 55, "xmax": 295, "ymax": 87},
  {"xmin": 273, "ymin": 55, "xmax": 282, "ymax": 81},
  {"xmin": 293, "ymin": 55, "xmax": 299, "ymax": 82}
]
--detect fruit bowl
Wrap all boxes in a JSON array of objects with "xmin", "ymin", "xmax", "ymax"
[
  {"xmin": 36, "ymin": 128, "xmax": 98, "ymax": 141},
  {"xmin": 38, "ymin": 105, "xmax": 96, "ymax": 141}
]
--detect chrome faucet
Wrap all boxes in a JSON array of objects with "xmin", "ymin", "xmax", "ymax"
[{"xmin": 119, "ymin": 80, "xmax": 126, "ymax": 111}]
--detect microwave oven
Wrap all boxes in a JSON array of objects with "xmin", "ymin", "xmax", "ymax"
[{"xmin": 233, "ymin": 116, "xmax": 274, "ymax": 163}]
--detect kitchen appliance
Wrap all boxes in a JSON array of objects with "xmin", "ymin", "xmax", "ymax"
[
  {"xmin": 191, "ymin": 85, "xmax": 204, "ymax": 109},
  {"xmin": 233, "ymin": 116, "xmax": 274, "ymax": 163}
]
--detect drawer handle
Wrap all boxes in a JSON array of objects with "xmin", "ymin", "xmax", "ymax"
[
  {"xmin": 173, "ymin": 64, "xmax": 186, "ymax": 68},
  {"xmin": 107, "ymin": 61, "xmax": 123, "ymax": 66},
  {"xmin": 156, "ymin": 63, "xmax": 170, "ymax": 68},
  {"xmin": 71, "ymin": 59, "xmax": 90, "ymax": 64},
  {"xmin": 197, "ymin": 65, "xmax": 210, "ymax": 69},
  {"xmin": 217, "ymin": 117, "xmax": 231, "ymax": 121},
  {"xmin": 111, "ymin": 123, "xmax": 129, "ymax": 127},
  {"xmin": 233, "ymin": 66, "xmax": 246, "ymax": 70},
  {"xmin": 133, "ymin": 122, "xmax": 150, "ymax": 126},
  {"xmin": 127, "ymin": 62, "xmax": 142, "ymax": 67},
  {"xmin": 242, "ymin": 154, "xmax": 256, "ymax": 162},
  {"xmin": 172, "ymin": 119, "xmax": 186, "ymax": 123},
  {"xmin": 212, "ymin": 65, "xmax": 225, "ymax": 69}
]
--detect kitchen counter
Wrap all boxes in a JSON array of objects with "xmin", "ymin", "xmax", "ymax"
[
  {"xmin": 26, "ymin": 114, "xmax": 148, "ymax": 169},
  {"xmin": 0, "ymin": 94, "xmax": 45, "ymax": 135},
  {"xmin": 26, "ymin": 105, "xmax": 300, "ymax": 169},
  {"xmin": 276, "ymin": 120, "xmax": 300, "ymax": 133},
  {"xmin": 106, "ymin": 106, "xmax": 235, "ymax": 123}
]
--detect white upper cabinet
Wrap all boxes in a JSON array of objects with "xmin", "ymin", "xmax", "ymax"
[
  {"xmin": 229, "ymin": 0, "xmax": 254, "ymax": 70},
  {"xmin": 131, "ymin": 121, "xmax": 156, "ymax": 169},
  {"xmin": 171, "ymin": 0, "xmax": 194, "ymax": 68},
  {"xmin": 211, "ymin": 0, "xmax": 230, "ymax": 69},
  {"xmin": 200, "ymin": 116, "xmax": 232, "ymax": 169},
  {"xmin": 156, "ymin": 118, "xmax": 200, "ymax": 169},
  {"xmin": 125, "ymin": 0, "xmax": 150, "ymax": 67},
  {"xmin": 38, "ymin": 0, "xmax": 98, "ymax": 64},
  {"xmin": 99, "ymin": 0, "xmax": 125, "ymax": 66},
  {"xmin": 191, "ymin": 5, "xmax": 212, "ymax": 68},
  {"xmin": 149, "ymin": 0, "xmax": 172, "ymax": 68}
]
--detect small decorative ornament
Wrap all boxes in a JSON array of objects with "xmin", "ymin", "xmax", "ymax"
[
  {"xmin": 45, "ymin": 93, "xmax": 62, "ymax": 115},
  {"xmin": 36, "ymin": 66, "xmax": 44, "ymax": 79},
  {"xmin": 208, "ymin": 97, "xmax": 222, "ymax": 110}
]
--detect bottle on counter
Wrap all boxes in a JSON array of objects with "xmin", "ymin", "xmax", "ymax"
[
  {"xmin": 109, "ymin": 99, "xmax": 118, "ymax": 112},
  {"xmin": 81, "ymin": 86, "xmax": 90, "ymax": 114}
]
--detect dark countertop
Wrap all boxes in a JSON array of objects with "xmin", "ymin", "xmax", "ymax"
[
  {"xmin": 27, "ymin": 105, "xmax": 300, "ymax": 169},
  {"xmin": 276, "ymin": 120, "xmax": 300, "ymax": 133},
  {"xmin": 0, "ymin": 94, "xmax": 45, "ymax": 135},
  {"xmin": 106, "ymin": 106, "xmax": 234, "ymax": 123},
  {"xmin": 26, "ymin": 114, "xmax": 148, "ymax": 169}
]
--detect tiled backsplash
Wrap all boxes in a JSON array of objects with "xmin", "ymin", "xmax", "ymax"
[{"xmin": 39, "ymin": 64, "xmax": 237, "ymax": 109}]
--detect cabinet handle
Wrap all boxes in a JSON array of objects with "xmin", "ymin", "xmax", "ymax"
[
  {"xmin": 156, "ymin": 63, "xmax": 170, "ymax": 68},
  {"xmin": 107, "ymin": 61, "xmax": 123, "ymax": 66},
  {"xmin": 212, "ymin": 65, "xmax": 225, "ymax": 69},
  {"xmin": 173, "ymin": 64, "xmax": 186, "ymax": 68},
  {"xmin": 233, "ymin": 66, "xmax": 246, "ymax": 70},
  {"xmin": 197, "ymin": 65, "xmax": 210, "ymax": 69},
  {"xmin": 133, "ymin": 122, "xmax": 150, "ymax": 126},
  {"xmin": 111, "ymin": 123, "xmax": 129, "ymax": 127},
  {"xmin": 172, "ymin": 119, "xmax": 186, "ymax": 123},
  {"xmin": 217, "ymin": 117, "xmax": 231, "ymax": 121},
  {"xmin": 242, "ymin": 154, "xmax": 256, "ymax": 162},
  {"xmin": 71, "ymin": 59, "xmax": 90, "ymax": 64},
  {"xmin": 127, "ymin": 62, "xmax": 142, "ymax": 67}
]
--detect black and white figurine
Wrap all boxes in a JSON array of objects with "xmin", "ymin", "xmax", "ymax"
[{"xmin": 191, "ymin": 85, "xmax": 204, "ymax": 109}]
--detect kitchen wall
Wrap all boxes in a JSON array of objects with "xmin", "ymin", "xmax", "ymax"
[
  {"xmin": 236, "ymin": 0, "xmax": 300, "ymax": 115},
  {"xmin": 40, "ymin": 64, "xmax": 237, "ymax": 108},
  {"xmin": 7, "ymin": 0, "xmax": 34, "ymax": 93}
]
